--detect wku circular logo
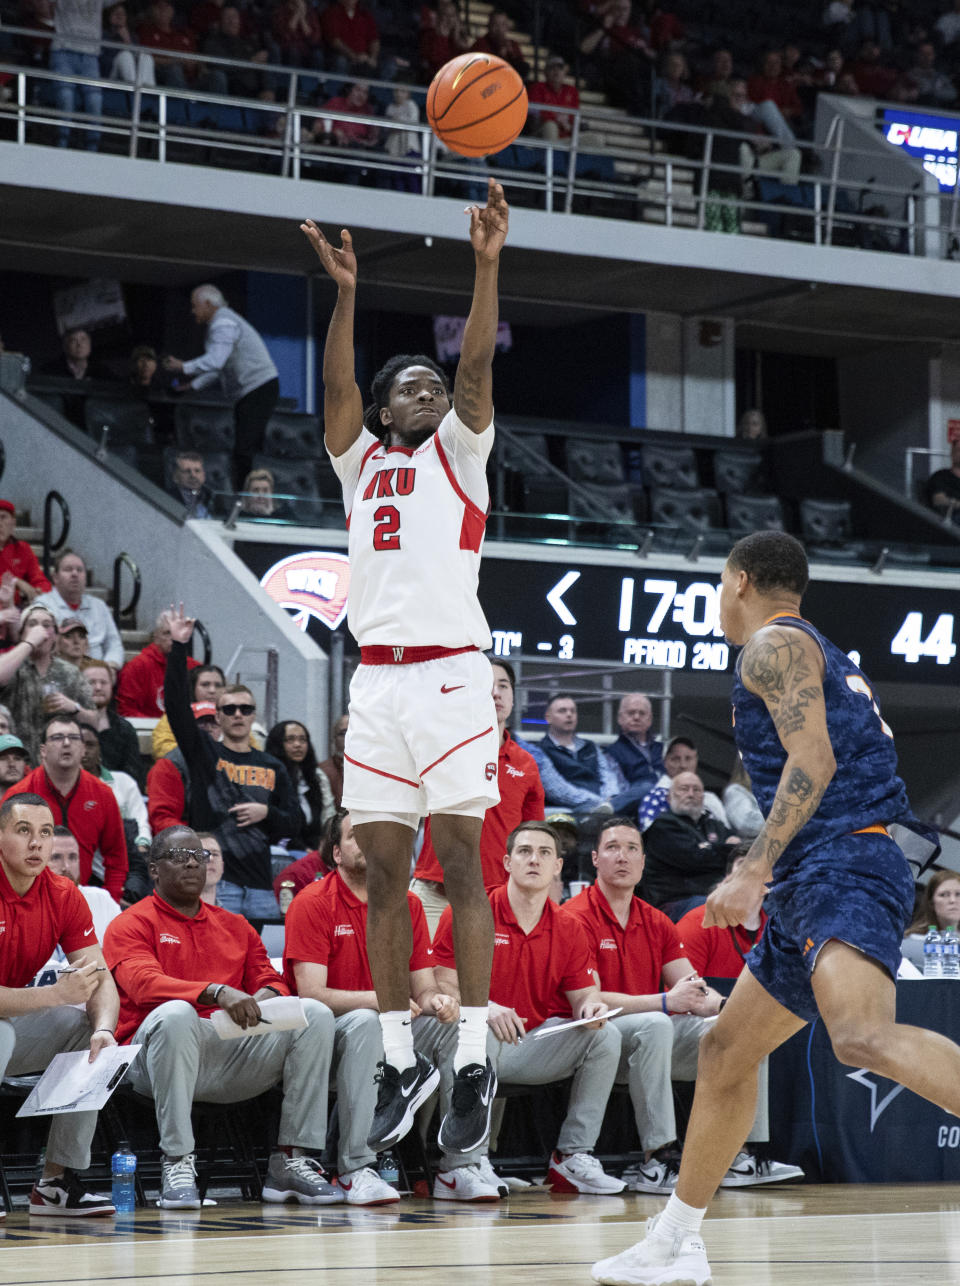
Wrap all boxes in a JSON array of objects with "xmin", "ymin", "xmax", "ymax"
[{"xmin": 260, "ymin": 551, "xmax": 351, "ymax": 632}]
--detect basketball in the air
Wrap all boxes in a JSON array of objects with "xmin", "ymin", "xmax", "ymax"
[{"xmin": 427, "ymin": 53, "xmax": 528, "ymax": 158}]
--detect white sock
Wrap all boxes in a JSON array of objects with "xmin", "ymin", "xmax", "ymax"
[
  {"xmin": 650, "ymin": 1192, "xmax": 707, "ymax": 1244},
  {"xmin": 453, "ymin": 1005, "xmax": 489, "ymax": 1072},
  {"xmin": 379, "ymin": 1009, "xmax": 415, "ymax": 1072}
]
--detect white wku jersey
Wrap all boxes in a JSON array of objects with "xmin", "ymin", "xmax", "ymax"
[{"xmin": 328, "ymin": 409, "xmax": 495, "ymax": 648}]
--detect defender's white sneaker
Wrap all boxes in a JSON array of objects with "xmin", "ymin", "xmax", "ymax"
[{"xmin": 592, "ymin": 1217, "xmax": 712, "ymax": 1285}]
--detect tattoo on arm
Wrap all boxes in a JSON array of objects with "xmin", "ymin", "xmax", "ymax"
[{"xmin": 742, "ymin": 629, "xmax": 834, "ymax": 873}]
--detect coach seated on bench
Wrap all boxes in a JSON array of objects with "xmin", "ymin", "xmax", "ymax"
[
  {"xmin": 103, "ymin": 825, "xmax": 338, "ymax": 1209},
  {"xmin": 0, "ymin": 793, "xmax": 119, "ymax": 1217},
  {"xmin": 432, "ymin": 821, "xmax": 624, "ymax": 1199},
  {"xmin": 641, "ymin": 772, "xmax": 741, "ymax": 920}
]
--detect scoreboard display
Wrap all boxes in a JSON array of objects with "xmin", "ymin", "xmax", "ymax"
[{"xmin": 240, "ymin": 542, "xmax": 960, "ymax": 687}]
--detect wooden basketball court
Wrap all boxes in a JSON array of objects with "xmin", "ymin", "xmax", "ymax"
[{"xmin": 3, "ymin": 1183, "xmax": 958, "ymax": 1284}]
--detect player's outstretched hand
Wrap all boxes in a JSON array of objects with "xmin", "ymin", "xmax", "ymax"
[
  {"xmin": 300, "ymin": 221, "xmax": 358, "ymax": 291},
  {"xmin": 467, "ymin": 178, "xmax": 509, "ymax": 261}
]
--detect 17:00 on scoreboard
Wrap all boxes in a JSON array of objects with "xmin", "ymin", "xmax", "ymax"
[{"xmin": 478, "ymin": 561, "xmax": 960, "ymax": 685}]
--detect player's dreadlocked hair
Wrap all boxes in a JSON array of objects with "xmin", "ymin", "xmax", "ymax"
[
  {"xmin": 363, "ymin": 354, "xmax": 450, "ymax": 440},
  {"xmin": 727, "ymin": 531, "xmax": 809, "ymax": 597}
]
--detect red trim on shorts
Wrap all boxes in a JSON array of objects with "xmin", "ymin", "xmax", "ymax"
[
  {"xmin": 344, "ymin": 752, "xmax": 419, "ymax": 789},
  {"xmin": 433, "ymin": 434, "xmax": 488, "ymax": 554},
  {"xmin": 359, "ymin": 644, "xmax": 479, "ymax": 666},
  {"xmin": 420, "ymin": 726, "xmax": 494, "ymax": 777}
]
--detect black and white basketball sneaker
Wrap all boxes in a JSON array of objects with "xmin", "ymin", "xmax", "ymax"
[
  {"xmin": 366, "ymin": 1052, "xmax": 440, "ymax": 1152},
  {"xmin": 437, "ymin": 1057, "xmax": 498, "ymax": 1154}
]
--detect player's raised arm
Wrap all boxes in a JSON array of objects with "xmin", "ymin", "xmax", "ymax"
[
  {"xmin": 706, "ymin": 625, "xmax": 836, "ymax": 927},
  {"xmin": 454, "ymin": 178, "xmax": 509, "ymax": 433},
  {"xmin": 300, "ymin": 220, "xmax": 365, "ymax": 456}
]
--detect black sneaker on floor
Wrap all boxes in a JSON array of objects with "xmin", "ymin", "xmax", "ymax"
[
  {"xmin": 29, "ymin": 1169, "xmax": 116, "ymax": 1217},
  {"xmin": 437, "ymin": 1057, "xmax": 497, "ymax": 1154},
  {"xmin": 366, "ymin": 1052, "xmax": 440, "ymax": 1152}
]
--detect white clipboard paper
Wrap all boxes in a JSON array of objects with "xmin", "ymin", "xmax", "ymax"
[
  {"xmin": 210, "ymin": 995, "xmax": 307, "ymax": 1040},
  {"xmin": 533, "ymin": 1008, "xmax": 623, "ymax": 1039},
  {"xmin": 16, "ymin": 1044, "xmax": 141, "ymax": 1117}
]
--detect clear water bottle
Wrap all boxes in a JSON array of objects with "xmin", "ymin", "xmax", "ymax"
[
  {"xmin": 111, "ymin": 1142, "xmax": 137, "ymax": 1212},
  {"xmin": 377, "ymin": 1151, "xmax": 399, "ymax": 1186},
  {"xmin": 923, "ymin": 925, "xmax": 944, "ymax": 978},
  {"xmin": 943, "ymin": 926, "xmax": 960, "ymax": 978}
]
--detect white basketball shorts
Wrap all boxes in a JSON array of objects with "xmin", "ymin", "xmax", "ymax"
[{"xmin": 342, "ymin": 649, "xmax": 501, "ymax": 823}]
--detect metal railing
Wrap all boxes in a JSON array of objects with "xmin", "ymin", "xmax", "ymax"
[
  {"xmin": 0, "ymin": 30, "xmax": 955, "ymax": 255},
  {"xmin": 112, "ymin": 551, "xmax": 140, "ymax": 627},
  {"xmin": 222, "ymin": 642, "xmax": 279, "ymax": 730},
  {"xmin": 42, "ymin": 489, "xmax": 69, "ymax": 579}
]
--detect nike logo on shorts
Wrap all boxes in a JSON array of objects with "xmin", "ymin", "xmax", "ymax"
[{"xmin": 440, "ymin": 684, "xmax": 465, "ymax": 694}]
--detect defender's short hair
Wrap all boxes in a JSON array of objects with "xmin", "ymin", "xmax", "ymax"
[{"xmin": 727, "ymin": 531, "xmax": 809, "ymax": 597}]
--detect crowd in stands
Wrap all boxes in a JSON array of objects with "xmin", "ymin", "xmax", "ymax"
[
  {"xmin": 6, "ymin": 0, "xmax": 960, "ymax": 184},
  {"xmin": 0, "ymin": 514, "xmax": 947, "ymax": 1208}
]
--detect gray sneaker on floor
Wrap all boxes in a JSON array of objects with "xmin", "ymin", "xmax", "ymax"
[
  {"xmin": 262, "ymin": 1152, "xmax": 343, "ymax": 1205},
  {"xmin": 159, "ymin": 1154, "xmax": 202, "ymax": 1209}
]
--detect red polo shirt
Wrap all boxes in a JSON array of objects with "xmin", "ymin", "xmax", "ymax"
[
  {"xmin": 432, "ymin": 883, "xmax": 595, "ymax": 1031},
  {"xmin": 4, "ymin": 767, "xmax": 128, "ymax": 900},
  {"xmin": 0, "ymin": 865, "xmax": 94, "ymax": 987},
  {"xmin": 0, "ymin": 538, "xmax": 51, "ymax": 602},
  {"xmin": 103, "ymin": 892, "xmax": 288, "ymax": 1043},
  {"xmin": 115, "ymin": 642, "xmax": 198, "ymax": 718},
  {"xmin": 283, "ymin": 869, "xmax": 431, "ymax": 993},
  {"xmin": 320, "ymin": 2, "xmax": 378, "ymax": 54},
  {"xmin": 414, "ymin": 732, "xmax": 544, "ymax": 891},
  {"xmin": 676, "ymin": 903, "xmax": 767, "ymax": 979},
  {"xmin": 528, "ymin": 81, "xmax": 580, "ymax": 136},
  {"xmin": 562, "ymin": 883, "xmax": 685, "ymax": 995}
]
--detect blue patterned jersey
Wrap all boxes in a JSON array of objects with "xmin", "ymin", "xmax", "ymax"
[{"xmin": 731, "ymin": 614, "xmax": 913, "ymax": 872}]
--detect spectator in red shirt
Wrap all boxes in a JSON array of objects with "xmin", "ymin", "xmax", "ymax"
[
  {"xmin": 419, "ymin": 0, "xmax": 470, "ymax": 81},
  {"xmin": 579, "ymin": 0, "xmax": 655, "ymax": 114},
  {"xmin": 677, "ymin": 848, "xmax": 768, "ymax": 980},
  {"xmin": 314, "ymin": 80, "xmax": 380, "ymax": 148},
  {"xmin": 271, "ymin": 0, "xmax": 324, "ymax": 68},
  {"xmin": 320, "ymin": 0, "xmax": 382, "ymax": 78},
  {"xmin": 847, "ymin": 40, "xmax": 899, "ymax": 99},
  {"xmin": 411, "ymin": 658, "xmax": 544, "ymax": 933},
  {"xmin": 115, "ymin": 614, "xmax": 199, "ymax": 719},
  {"xmin": 103, "ymin": 824, "xmax": 339, "ymax": 1209},
  {"xmin": 565, "ymin": 818, "xmax": 799, "ymax": 1193},
  {"xmin": 0, "ymin": 793, "xmax": 120, "ymax": 1217},
  {"xmin": 747, "ymin": 49, "xmax": 805, "ymax": 126},
  {"xmin": 472, "ymin": 8, "xmax": 529, "ymax": 81},
  {"xmin": 0, "ymin": 501, "xmax": 50, "ymax": 605},
  {"xmin": 285, "ymin": 809, "xmax": 455, "ymax": 1203},
  {"xmin": 4, "ymin": 715, "xmax": 129, "ymax": 901},
  {"xmin": 138, "ymin": 0, "xmax": 227, "ymax": 93},
  {"xmin": 432, "ymin": 821, "xmax": 624, "ymax": 1198},
  {"xmin": 528, "ymin": 55, "xmax": 580, "ymax": 140}
]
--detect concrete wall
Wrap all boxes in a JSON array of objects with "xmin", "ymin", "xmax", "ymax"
[
  {"xmin": 0, "ymin": 392, "xmax": 329, "ymax": 749},
  {"xmin": 644, "ymin": 311, "xmax": 734, "ymax": 436}
]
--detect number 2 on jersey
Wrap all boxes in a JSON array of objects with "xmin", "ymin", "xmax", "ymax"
[{"xmin": 373, "ymin": 505, "xmax": 401, "ymax": 550}]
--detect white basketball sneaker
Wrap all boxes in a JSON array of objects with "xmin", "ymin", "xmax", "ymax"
[{"xmin": 592, "ymin": 1216, "xmax": 712, "ymax": 1285}]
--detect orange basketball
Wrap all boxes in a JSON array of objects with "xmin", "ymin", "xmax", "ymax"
[{"xmin": 427, "ymin": 52, "xmax": 528, "ymax": 158}]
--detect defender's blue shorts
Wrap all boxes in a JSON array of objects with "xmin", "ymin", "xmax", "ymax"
[{"xmin": 747, "ymin": 830, "xmax": 915, "ymax": 1024}]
